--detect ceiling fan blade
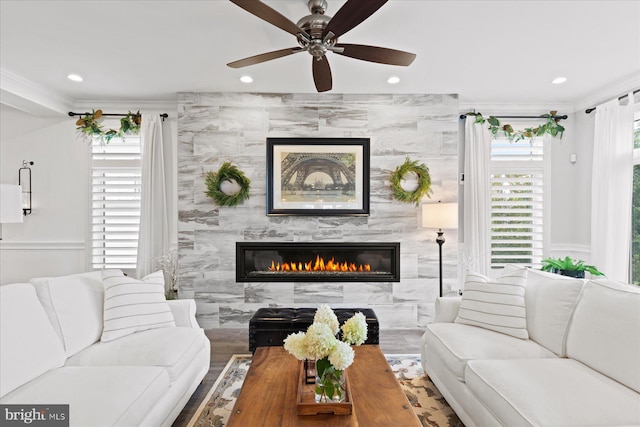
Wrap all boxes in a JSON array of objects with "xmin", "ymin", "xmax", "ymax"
[
  {"xmin": 334, "ymin": 44, "xmax": 416, "ymax": 66},
  {"xmin": 322, "ymin": 0, "xmax": 388, "ymax": 39},
  {"xmin": 312, "ymin": 57, "xmax": 332, "ymax": 93},
  {"xmin": 227, "ymin": 47, "xmax": 305, "ymax": 68},
  {"xmin": 230, "ymin": 0, "xmax": 307, "ymax": 37}
]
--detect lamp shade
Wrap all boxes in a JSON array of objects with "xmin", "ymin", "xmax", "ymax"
[
  {"xmin": 422, "ymin": 202, "xmax": 457, "ymax": 229},
  {"xmin": 0, "ymin": 184, "xmax": 24, "ymax": 223}
]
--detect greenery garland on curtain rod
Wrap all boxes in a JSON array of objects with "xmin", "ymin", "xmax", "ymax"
[
  {"xmin": 463, "ymin": 110, "xmax": 565, "ymax": 141},
  {"xmin": 75, "ymin": 109, "xmax": 141, "ymax": 143}
]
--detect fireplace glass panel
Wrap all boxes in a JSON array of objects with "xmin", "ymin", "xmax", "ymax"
[{"xmin": 236, "ymin": 242, "xmax": 400, "ymax": 282}]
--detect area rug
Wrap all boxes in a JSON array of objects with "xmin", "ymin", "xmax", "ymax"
[{"xmin": 187, "ymin": 353, "xmax": 464, "ymax": 427}]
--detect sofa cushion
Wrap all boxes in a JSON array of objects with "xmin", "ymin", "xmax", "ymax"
[
  {"xmin": 66, "ymin": 327, "xmax": 206, "ymax": 383},
  {"xmin": 524, "ymin": 269, "xmax": 585, "ymax": 356},
  {"xmin": 0, "ymin": 283, "xmax": 67, "ymax": 398},
  {"xmin": 465, "ymin": 358, "xmax": 640, "ymax": 427},
  {"xmin": 566, "ymin": 279, "xmax": 640, "ymax": 393},
  {"xmin": 455, "ymin": 268, "xmax": 528, "ymax": 339},
  {"xmin": 0, "ymin": 366, "xmax": 170, "ymax": 427},
  {"xmin": 31, "ymin": 272, "xmax": 105, "ymax": 357},
  {"xmin": 31, "ymin": 271, "xmax": 105, "ymax": 347},
  {"xmin": 101, "ymin": 270, "xmax": 175, "ymax": 342},
  {"xmin": 423, "ymin": 322, "xmax": 556, "ymax": 382}
]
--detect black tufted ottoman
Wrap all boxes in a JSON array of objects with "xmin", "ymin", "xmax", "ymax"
[{"xmin": 249, "ymin": 307, "xmax": 379, "ymax": 353}]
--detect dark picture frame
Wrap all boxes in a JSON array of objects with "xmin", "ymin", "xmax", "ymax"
[{"xmin": 266, "ymin": 137, "xmax": 370, "ymax": 216}]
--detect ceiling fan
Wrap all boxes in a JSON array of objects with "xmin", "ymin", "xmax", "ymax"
[{"xmin": 227, "ymin": 0, "xmax": 416, "ymax": 92}]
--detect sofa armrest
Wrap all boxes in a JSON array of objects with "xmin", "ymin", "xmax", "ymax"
[
  {"xmin": 167, "ymin": 299, "xmax": 199, "ymax": 328},
  {"xmin": 433, "ymin": 297, "xmax": 462, "ymax": 323}
]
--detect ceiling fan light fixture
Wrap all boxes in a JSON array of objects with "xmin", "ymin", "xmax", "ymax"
[
  {"xmin": 240, "ymin": 75, "xmax": 254, "ymax": 83},
  {"xmin": 387, "ymin": 76, "xmax": 400, "ymax": 84},
  {"xmin": 67, "ymin": 74, "xmax": 83, "ymax": 82}
]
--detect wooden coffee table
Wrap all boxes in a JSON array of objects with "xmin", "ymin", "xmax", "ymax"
[{"xmin": 227, "ymin": 345, "xmax": 422, "ymax": 427}]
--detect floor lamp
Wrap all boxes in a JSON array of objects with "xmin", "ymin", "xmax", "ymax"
[{"xmin": 422, "ymin": 202, "xmax": 458, "ymax": 297}]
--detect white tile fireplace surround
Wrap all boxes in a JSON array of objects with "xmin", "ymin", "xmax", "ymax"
[{"xmin": 177, "ymin": 92, "xmax": 459, "ymax": 329}]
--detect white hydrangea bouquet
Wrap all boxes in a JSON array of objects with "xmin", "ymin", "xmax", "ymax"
[{"xmin": 283, "ymin": 304, "xmax": 368, "ymax": 403}]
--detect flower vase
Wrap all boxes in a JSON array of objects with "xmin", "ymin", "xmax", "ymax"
[{"xmin": 314, "ymin": 358, "xmax": 346, "ymax": 403}]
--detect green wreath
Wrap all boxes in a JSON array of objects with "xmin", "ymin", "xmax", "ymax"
[
  {"xmin": 390, "ymin": 157, "xmax": 432, "ymax": 206},
  {"xmin": 205, "ymin": 162, "xmax": 251, "ymax": 207}
]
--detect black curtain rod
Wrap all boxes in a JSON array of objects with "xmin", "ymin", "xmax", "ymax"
[
  {"xmin": 68, "ymin": 111, "xmax": 169, "ymax": 119},
  {"xmin": 459, "ymin": 114, "xmax": 568, "ymax": 120},
  {"xmin": 585, "ymin": 89, "xmax": 640, "ymax": 114}
]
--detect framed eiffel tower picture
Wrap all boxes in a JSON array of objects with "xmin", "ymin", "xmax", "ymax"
[{"xmin": 266, "ymin": 138, "xmax": 370, "ymax": 216}]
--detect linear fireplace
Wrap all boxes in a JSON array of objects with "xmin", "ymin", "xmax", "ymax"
[{"xmin": 236, "ymin": 242, "xmax": 400, "ymax": 282}]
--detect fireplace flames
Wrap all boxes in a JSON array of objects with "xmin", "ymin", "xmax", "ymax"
[{"xmin": 268, "ymin": 255, "xmax": 371, "ymax": 273}]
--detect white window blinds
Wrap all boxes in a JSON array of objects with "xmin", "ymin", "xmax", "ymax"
[
  {"xmin": 91, "ymin": 135, "xmax": 141, "ymax": 271},
  {"xmin": 490, "ymin": 136, "xmax": 544, "ymax": 270}
]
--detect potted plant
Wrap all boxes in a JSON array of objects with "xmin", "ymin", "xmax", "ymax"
[{"xmin": 540, "ymin": 256, "xmax": 604, "ymax": 278}]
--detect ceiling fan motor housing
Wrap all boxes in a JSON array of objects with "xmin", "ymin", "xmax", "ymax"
[
  {"xmin": 307, "ymin": 0, "xmax": 328, "ymax": 14},
  {"xmin": 297, "ymin": 0, "xmax": 336, "ymax": 58}
]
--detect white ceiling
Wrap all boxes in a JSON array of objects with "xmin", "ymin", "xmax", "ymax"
[{"xmin": 1, "ymin": 0, "xmax": 639, "ymax": 113}]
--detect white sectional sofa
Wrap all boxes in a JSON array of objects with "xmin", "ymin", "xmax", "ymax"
[
  {"xmin": 421, "ymin": 267, "xmax": 640, "ymax": 427},
  {"xmin": 0, "ymin": 270, "xmax": 210, "ymax": 427}
]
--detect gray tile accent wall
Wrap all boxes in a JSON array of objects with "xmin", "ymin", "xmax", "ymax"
[{"xmin": 177, "ymin": 93, "xmax": 459, "ymax": 329}]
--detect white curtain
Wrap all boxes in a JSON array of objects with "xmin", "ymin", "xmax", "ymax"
[
  {"xmin": 591, "ymin": 93, "xmax": 635, "ymax": 282},
  {"xmin": 462, "ymin": 118, "xmax": 492, "ymax": 276},
  {"xmin": 136, "ymin": 114, "xmax": 171, "ymax": 278}
]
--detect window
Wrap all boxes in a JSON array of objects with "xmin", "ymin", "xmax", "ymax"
[
  {"xmin": 490, "ymin": 136, "xmax": 545, "ymax": 270},
  {"xmin": 632, "ymin": 116, "xmax": 640, "ymax": 285},
  {"xmin": 91, "ymin": 134, "xmax": 141, "ymax": 272}
]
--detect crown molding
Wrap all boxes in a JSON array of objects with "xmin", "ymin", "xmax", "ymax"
[
  {"xmin": 0, "ymin": 68, "xmax": 74, "ymax": 116},
  {"xmin": 573, "ymin": 72, "xmax": 640, "ymax": 113}
]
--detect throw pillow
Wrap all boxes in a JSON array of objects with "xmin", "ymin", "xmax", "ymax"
[
  {"xmin": 100, "ymin": 270, "xmax": 175, "ymax": 342},
  {"xmin": 455, "ymin": 268, "xmax": 529, "ymax": 339},
  {"xmin": 524, "ymin": 269, "xmax": 585, "ymax": 356}
]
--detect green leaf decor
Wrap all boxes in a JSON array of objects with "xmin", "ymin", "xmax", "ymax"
[
  {"xmin": 205, "ymin": 161, "xmax": 251, "ymax": 207},
  {"xmin": 390, "ymin": 157, "xmax": 433, "ymax": 206},
  {"xmin": 75, "ymin": 109, "xmax": 141, "ymax": 143},
  {"xmin": 464, "ymin": 110, "xmax": 565, "ymax": 142},
  {"xmin": 541, "ymin": 256, "xmax": 604, "ymax": 276}
]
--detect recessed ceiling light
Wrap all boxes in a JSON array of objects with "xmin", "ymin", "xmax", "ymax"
[
  {"xmin": 551, "ymin": 76, "xmax": 567, "ymax": 85},
  {"xmin": 240, "ymin": 75, "xmax": 253, "ymax": 83},
  {"xmin": 387, "ymin": 76, "xmax": 400, "ymax": 84},
  {"xmin": 67, "ymin": 74, "xmax": 83, "ymax": 82}
]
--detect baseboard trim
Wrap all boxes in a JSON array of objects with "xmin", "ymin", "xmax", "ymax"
[{"xmin": 0, "ymin": 241, "xmax": 85, "ymax": 250}]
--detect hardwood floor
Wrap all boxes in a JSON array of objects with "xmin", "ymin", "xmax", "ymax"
[{"xmin": 171, "ymin": 328, "xmax": 425, "ymax": 426}]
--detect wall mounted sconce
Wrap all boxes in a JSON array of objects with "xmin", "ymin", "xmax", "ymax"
[{"xmin": 18, "ymin": 160, "xmax": 34, "ymax": 215}]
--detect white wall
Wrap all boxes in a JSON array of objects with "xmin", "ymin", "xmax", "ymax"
[
  {"xmin": 0, "ymin": 100, "xmax": 604, "ymax": 285},
  {"xmin": 571, "ymin": 111, "xmax": 596, "ymax": 248},
  {"xmin": 0, "ymin": 105, "xmax": 89, "ymax": 283},
  {"xmin": 0, "ymin": 104, "xmax": 179, "ymax": 284},
  {"xmin": 457, "ymin": 109, "xmax": 593, "ymax": 263},
  {"xmin": 546, "ymin": 111, "xmax": 594, "ymax": 261}
]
